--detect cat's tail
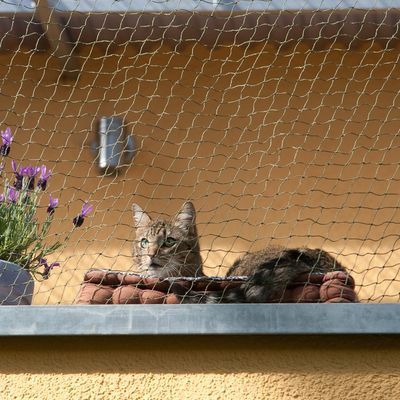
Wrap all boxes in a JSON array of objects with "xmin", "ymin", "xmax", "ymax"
[{"xmin": 171, "ymin": 249, "xmax": 317, "ymax": 304}]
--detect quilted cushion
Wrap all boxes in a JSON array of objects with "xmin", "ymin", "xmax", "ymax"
[{"xmin": 75, "ymin": 269, "xmax": 357, "ymax": 304}]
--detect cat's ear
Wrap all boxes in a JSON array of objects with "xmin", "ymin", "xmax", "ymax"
[
  {"xmin": 175, "ymin": 201, "xmax": 196, "ymax": 230},
  {"xmin": 132, "ymin": 203, "xmax": 152, "ymax": 228}
]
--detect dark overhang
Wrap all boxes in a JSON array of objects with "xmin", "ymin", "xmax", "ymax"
[{"xmin": 1, "ymin": 1, "xmax": 399, "ymax": 77}]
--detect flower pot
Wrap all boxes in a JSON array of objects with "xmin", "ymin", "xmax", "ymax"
[{"xmin": 0, "ymin": 260, "xmax": 34, "ymax": 305}]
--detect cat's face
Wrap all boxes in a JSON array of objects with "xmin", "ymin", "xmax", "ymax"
[{"xmin": 132, "ymin": 202, "xmax": 203, "ymax": 278}]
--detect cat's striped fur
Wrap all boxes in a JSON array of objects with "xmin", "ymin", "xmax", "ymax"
[
  {"xmin": 174, "ymin": 245, "xmax": 347, "ymax": 303},
  {"xmin": 132, "ymin": 202, "xmax": 204, "ymax": 278}
]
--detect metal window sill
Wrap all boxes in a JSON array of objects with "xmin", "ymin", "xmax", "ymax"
[{"xmin": 0, "ymin": 303, "xmax": 398, "ymax": 336}]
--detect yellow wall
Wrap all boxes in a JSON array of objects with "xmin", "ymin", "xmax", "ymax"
[
  {"xmin": 1, "ymin": 41, "xmax": 400, "ymax": 400},
  {"xmin": 0, "ymin": 42, "xmax": 400, "ymax": 303},
  {"xmin": 1, "ymin": 335, "xmax": 400, "ymax": 399}
]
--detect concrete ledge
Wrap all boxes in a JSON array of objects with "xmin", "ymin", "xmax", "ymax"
[{"xmin": 0, "ymin": 303, "xmax": 398, "ymax": 336}]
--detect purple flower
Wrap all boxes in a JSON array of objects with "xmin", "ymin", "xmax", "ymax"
[
  {"xmin": 37, "ymin": 165, "xmax": 52, "ymax": 191},
  {"xmin": 0, "ymin": 128, "xmax": 13, "ymax": 156},
  {"xmin": 21, "ymin": 165, "xmax": 39, "ymax": 190},
  {"xmin": 12, "ymin": 161, "xmax": 40, "ymax": 190},
  {"xmin": 8, "ymin": 187, "xmax": 19, "ymax": 203},
  {"xmin": 73, "ymin": 201, "xmax": 93, "ymax": 227},
  {"xmin": 39, "ymin": 258, "xmax": 60, "ymax": 279},
  {"xmin": 1, "ymin": 128, "xmax": 13, "ymax": 146},
  {"xmin": 11, "ymin": 160, "xmax": 23, "ymax": 190},
  {"xmin": 11, "ymin": 160, "xmax": 18, "ymax": 173},
  {"xmin": 0, "ymin": 194, "xmax": 5, "ymax": 203},
  {"xmin": 47, "ymin": 194, "xmax": 58, "ymax": 215},
  {"xmin": 21, "ymin": 166, "xmax": 39, "ymax": 177}
]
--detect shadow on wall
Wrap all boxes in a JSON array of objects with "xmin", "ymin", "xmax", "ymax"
[{"xmin": 1, "ymin": 335, "xmax": 400, "ymax": 374}]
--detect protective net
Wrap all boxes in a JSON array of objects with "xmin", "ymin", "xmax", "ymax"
[{"xmin": 0, "ymin": 0, "xmax": 400, "ymax": 304}]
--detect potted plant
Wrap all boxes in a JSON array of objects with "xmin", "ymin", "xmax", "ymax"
[{"xmin": 0, "ymin": 127, "xmax": 93, "ymax": 305}]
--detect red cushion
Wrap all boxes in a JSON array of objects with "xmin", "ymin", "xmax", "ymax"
[{"xmin": 75, "ymin": 269, "xmax": 358, "ymax": 304}]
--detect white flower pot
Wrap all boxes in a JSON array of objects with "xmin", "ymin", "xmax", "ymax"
[{"xmin": 0, "ymin": 260, "xmax": 34, "ymax": 305}]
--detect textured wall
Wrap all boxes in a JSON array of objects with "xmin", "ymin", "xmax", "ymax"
[{"xmin": 0, "ymin": 335, "xmax": 399, "ymax": 399}]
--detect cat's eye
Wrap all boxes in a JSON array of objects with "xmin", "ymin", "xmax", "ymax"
[
  {"xmin": 140, "ymin": 238, "xmax": 149, "ymax": 248},
  {"xmin": 163, "ymin": 237, "xmax": 177, "ymax": 247}
]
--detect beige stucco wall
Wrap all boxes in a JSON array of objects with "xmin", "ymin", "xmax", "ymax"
[
  {"xmin": 0, "ymin": 39, "xmax": 400, "ymax": 400},
  {"xmin": 1, "ymin": 335, "xmax": 400, "ymax": 399},
  {"xmin": 0, "ymin": 42, "xmax": 400, "ymax": 304}
]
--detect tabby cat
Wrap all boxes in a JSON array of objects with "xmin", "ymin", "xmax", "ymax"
[
  {"xmin": 132, "ymin": 202, "xmax": 347, "ymax": 303},
  {"xmin": 174, "ymin": 245, "xmax": 347, "ymax": 303},
  {"xmin": 132, "ymin": 202, "xmax": 204, "ymax": 278}
]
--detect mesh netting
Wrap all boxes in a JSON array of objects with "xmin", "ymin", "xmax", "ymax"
[{"xmin": 0, "ymin": 0, "xmax": 400, "ymax": 304}]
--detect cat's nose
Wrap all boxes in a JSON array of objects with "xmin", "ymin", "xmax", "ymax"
[{"xmin": 147, "ymin": 244, "xmax": 159, "ymax": 257}]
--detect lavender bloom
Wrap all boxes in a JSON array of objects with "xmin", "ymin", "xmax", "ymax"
[
  {"xmin": 73, "ymin": 201, "xmax": 93, "ymax": 227},
  {"xmin": 12, "ymin": 161, "xmax": 40, "ymax": 190},
  {"xmin": 37, "ymin": 165, "xmax": 52, "ymax": 191},
  {"xmin": 47, "ymin": 194, "xmax": 58, "ymax": 215},
  {"xmin": 0, "ymin": 194, "xmax": 4, "ymax": 203},
  {"xmin": 22, "ymin": 166, "xmax": 39, "ymax": 177},
  {"xmin": 8, "ymin": 187, "xmax": 19, "ymax": 203},
  {"xmin": 1, "ymin": 128, "xmax": 13, "ymax": 145},
  {"xmin": 11, "ymin": 160, "xmax": 23, "ymax": 190},
  {"xmin": 0, "ymin": 128, "xmax": 13, "ymax": 156},
  {"xmin": 39, "ymin": 258, "xmax": 60, "ymax": 279},
  {"xmin": 21, "ymin": 165, "xmax": 40, "ymax": 190}
]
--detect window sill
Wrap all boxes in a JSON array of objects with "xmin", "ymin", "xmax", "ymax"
[{"xmin": 0, "ymin": 303, "xmax": 398, "ymax": 336}]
